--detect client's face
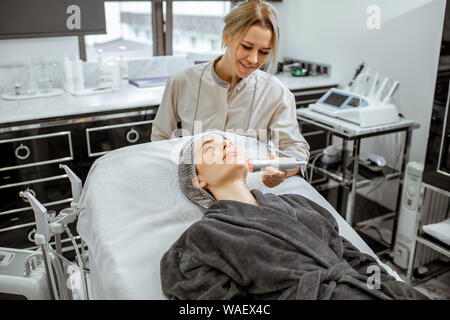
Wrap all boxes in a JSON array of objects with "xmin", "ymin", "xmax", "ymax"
[{"xmin": 193, "ymin": 135, "xmax": 248, "ymax": 189}]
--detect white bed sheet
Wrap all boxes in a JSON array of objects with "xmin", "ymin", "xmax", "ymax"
[{"xmin": 77, "ymin": 134, "xmax": 401, "ymax": 300}]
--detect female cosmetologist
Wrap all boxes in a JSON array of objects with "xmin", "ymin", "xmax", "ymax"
[{"xmin": 151, "ymin": 0, "xmax": 310, "ymax": 188}]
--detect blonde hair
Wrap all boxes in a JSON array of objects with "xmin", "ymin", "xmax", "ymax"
[{"xmin": 222, "ymin": 0, "xmax": 280, "ymax": 78}]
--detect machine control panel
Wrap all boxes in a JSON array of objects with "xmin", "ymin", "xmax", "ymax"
[{"xmin": 318, "ymin": 88, "xmax": 369, "ymax": 111}]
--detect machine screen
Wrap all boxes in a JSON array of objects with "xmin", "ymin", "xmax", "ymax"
[{"xmin": 323, "ymin": 93, "xmax": 348, "ymax": 107}]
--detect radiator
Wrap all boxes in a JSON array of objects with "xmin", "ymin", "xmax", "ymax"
[{"xmin": 415, "ymin": 188, "xmax": 450, "ymax": 267}]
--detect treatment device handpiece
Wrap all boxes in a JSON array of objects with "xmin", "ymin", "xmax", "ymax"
[{"xmin": 247, "ymin": 158, "xmax": 302, "ymax": 172}]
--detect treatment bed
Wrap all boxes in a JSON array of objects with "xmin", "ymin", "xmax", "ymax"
[{"xmin": 76, "ymin": 133, "xmax": 401, "ymax": 299}]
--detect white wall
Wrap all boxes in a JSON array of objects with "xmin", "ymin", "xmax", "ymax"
[
  {"xmin": 271, "ymin": 2, "xmax": 288, "ymax": 61},
  {"xmin": 279, "ymin": 0, "xmax": 445, "ymax": 163},
  {"xmin": 277, "ymin": 0, "xmax": 446, "ymax": 208}
]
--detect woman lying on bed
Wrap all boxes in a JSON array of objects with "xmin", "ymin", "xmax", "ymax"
[{"xmin": 160, "ymin": 133, "xmax": 428, "ymax": 300}]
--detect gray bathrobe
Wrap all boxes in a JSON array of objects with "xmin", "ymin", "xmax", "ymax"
[{"xmin": 160, "ymin": 190, "xmax": 428, "ymax": 300}]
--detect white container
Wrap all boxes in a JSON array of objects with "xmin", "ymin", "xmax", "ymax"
[
  {"xmin": 119, "ymin": 55, "xmax": 129, "ymax": 88},
  {"xmin": 98, "ymin": 58, "xmax": 119, "ymax": 88},
  {"xmin": 112, "ymin": 60, "xmax": 121, "ymax": 88},
  {"xmin": 63, "ymin": 57, "xmax": 74, "ymax": 92},
  {"xmin": 96, "ymin": 50, "xmax": 104, "ymax": 86},
  {"xmin": 72, "ymin": 59, "xmax": 85, "ymax": 91}
]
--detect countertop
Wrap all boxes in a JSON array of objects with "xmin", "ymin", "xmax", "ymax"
[{"xmin": 0, "ymin": 73, "xmax": 338, "ymax": 127}]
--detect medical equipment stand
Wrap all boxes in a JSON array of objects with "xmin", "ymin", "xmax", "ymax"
[
  {"xmin": 297, "ymin": 108, "xmax": 420, "ymax": 252},
  {"xmin": 18, "ymin": 164, "xmax": 88, "ymax": 300}
]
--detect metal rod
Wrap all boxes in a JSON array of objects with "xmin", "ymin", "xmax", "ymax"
[
  {"xmin": 165, "ymin": 0, "xmax": 173, "ymax": 55},
  {"xmin": 78, "ymin": 35, "xmax": 87, "ymax": 62},
  {"xmin": 416, "ymin": 236, "xmax": 450, "ymax": 257},
  {"xmin": 342, "ymin": 138, "xmax": 349, "ymax": 182},
  {"xmin": 0, "ymin": 130, "xmax": 72, "ymax": 144},
  {"xmin": 293, "ymin": 88, "xmax": 331, "ymax": 97},
  {"xmin": 421, "ymin": 182, "xmax": 450, "ymax": 198},
  {"xmin": 55, "ymin": 233, "xmax": 63, "ymax": 276},
  {"xmin": 0, "ymin": 198, "xmax": 72, "ymax": 218},
  {"xmin": 345, "ymin": 138, "xmax": 360, "ymax": 226},
  {"xmin": 0, "ymin": 108, "xmax": 157, "ymax": 135},
  {"xmin": 0, "ymin": 174, "xmax": 68, "ymax": 190},
  {"xmin": 152, "ymin": 0, "xmax": 165, "ymax": 56},
  {"xmin": 65, "ymin": 227, "xmax": 89, "ymax": 300},
  {"xmin": 390, "ymin": 128, "xmax": 413, "ymax": 250},
  {"xmin": 41, "ymin": 245, "xmax": 56, "ymax": 300},
  {"xmin": 85, "ymin": 119, "xmax": 154, "ymax": 133}
]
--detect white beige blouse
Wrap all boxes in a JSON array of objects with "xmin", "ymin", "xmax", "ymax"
[{"xmin": 151, "ymin": 56, "xmax": 310, "ymax": 167}]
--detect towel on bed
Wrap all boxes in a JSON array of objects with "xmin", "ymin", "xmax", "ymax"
[{"xmin": 160, "ymin": 190, "xmax": 428, "ymax": 300}]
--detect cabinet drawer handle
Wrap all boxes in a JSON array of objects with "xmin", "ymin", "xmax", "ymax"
[
  {"xmin": 126, "ymin": 128, "xmax": 139, "ymax": 144},
  {"xmin": 28, "ymin": 228, "xmax": 37, "ymax": 243},
  {"xmin": 15, "ymin": 144, "xmax": 31, "ymax": 160}
]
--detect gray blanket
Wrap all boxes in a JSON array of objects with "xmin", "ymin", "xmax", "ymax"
[{"xmin": 160, "ymin": 190, "xmax": 428, "ymax": 300}]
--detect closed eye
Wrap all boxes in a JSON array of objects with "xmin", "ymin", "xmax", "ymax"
[{"xmin": 241, "ymin": 44, "xmax": 270, "ymax": 55}]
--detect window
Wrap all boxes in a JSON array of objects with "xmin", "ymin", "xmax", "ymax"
[
  {"xmin": 210, "ymin": 39, "xmax": 218, "ymax": 51},
  {"xmin": 172, "ymin": 1, "xmax": 231, "ymax": 55},
  {"xmin": 85, "ymin": 1, "xmax": 153, "ymax": 61},
  {"xmin": 190, "ymin": 36, "xmax": 197, "ymax": 49},
  {"xmin": 81, "ymin": 1, "xmax": 234, "ymax": 60}
]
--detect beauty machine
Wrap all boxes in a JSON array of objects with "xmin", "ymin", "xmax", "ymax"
[
  {"xmin": 247, "ymin": 158, "xmax": 307, "ymax": 173},
  {"xmin": 308, "ymin": 69, "xmax": 400, "ymax": 127}
]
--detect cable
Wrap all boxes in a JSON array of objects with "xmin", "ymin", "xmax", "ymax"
[
  {"xmin": 54, "ymin": 232, "xmax": 65, "ymax": 282},
  {"xmin": 53, "ymin": 250, "xmax": 76, "ymax": 268},
  {"xmin": 81, "ymin": 239, "xmax": 85, "ymax": 255},
  {"xmin": 65, "ymin": 226, "xmax": 89, "ymax": 300},
  {"xmin": 49, "ymin": 250, "xmax": 69, "ymax": 300},
  {"xmin": 309, "ymin": 153, "xmax": 322, "ymax": 184},
  {"xmin": 42, "ymin": 243, "xmax": 59, "ymax": 300},
  {"xmin": 303, "ymin": 164, "xmax": 309, "ymax": 182},
  {"xmin": 392, "ymin": 87, "xmax": 405, "ymax": 170},
  {"xmin": 191, "ymin": 64, "xmax": 209, "ymax": 135},
  {"xmin": 55, "ymin": 233, "xmax": 62, "ymax": 255},
  {"xmin": 80, "ymin": 239, "xmax": 90, "ymax": 271},
  {"xmin": 365, "ymin": 174, "xmax": 387, "ymax": 197},
  {"xmin": 359, "ymin": 224, "xmax": 391, "ymax": 247},
  {"xmin": 53, "ymin": 250, "xmax": 84, "ymax": 300},
  {"xmin": 191, "ymin": 62, "xmax": 258, "ymax": 135}
]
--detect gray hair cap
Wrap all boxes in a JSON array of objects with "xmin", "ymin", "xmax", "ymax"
[{"xmin": 178, "ymin": 133, "xmax": 224, "ymax": 210}]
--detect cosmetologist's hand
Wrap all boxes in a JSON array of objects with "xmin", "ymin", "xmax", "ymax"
[{"xmin": 262, "ymin": 166, "xmax": 287, "ymax": 188}]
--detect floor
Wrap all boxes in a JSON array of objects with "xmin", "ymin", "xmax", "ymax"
[{"xmin": 383, "ymin": 259, "xmax": 450, "ymax": 300}]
